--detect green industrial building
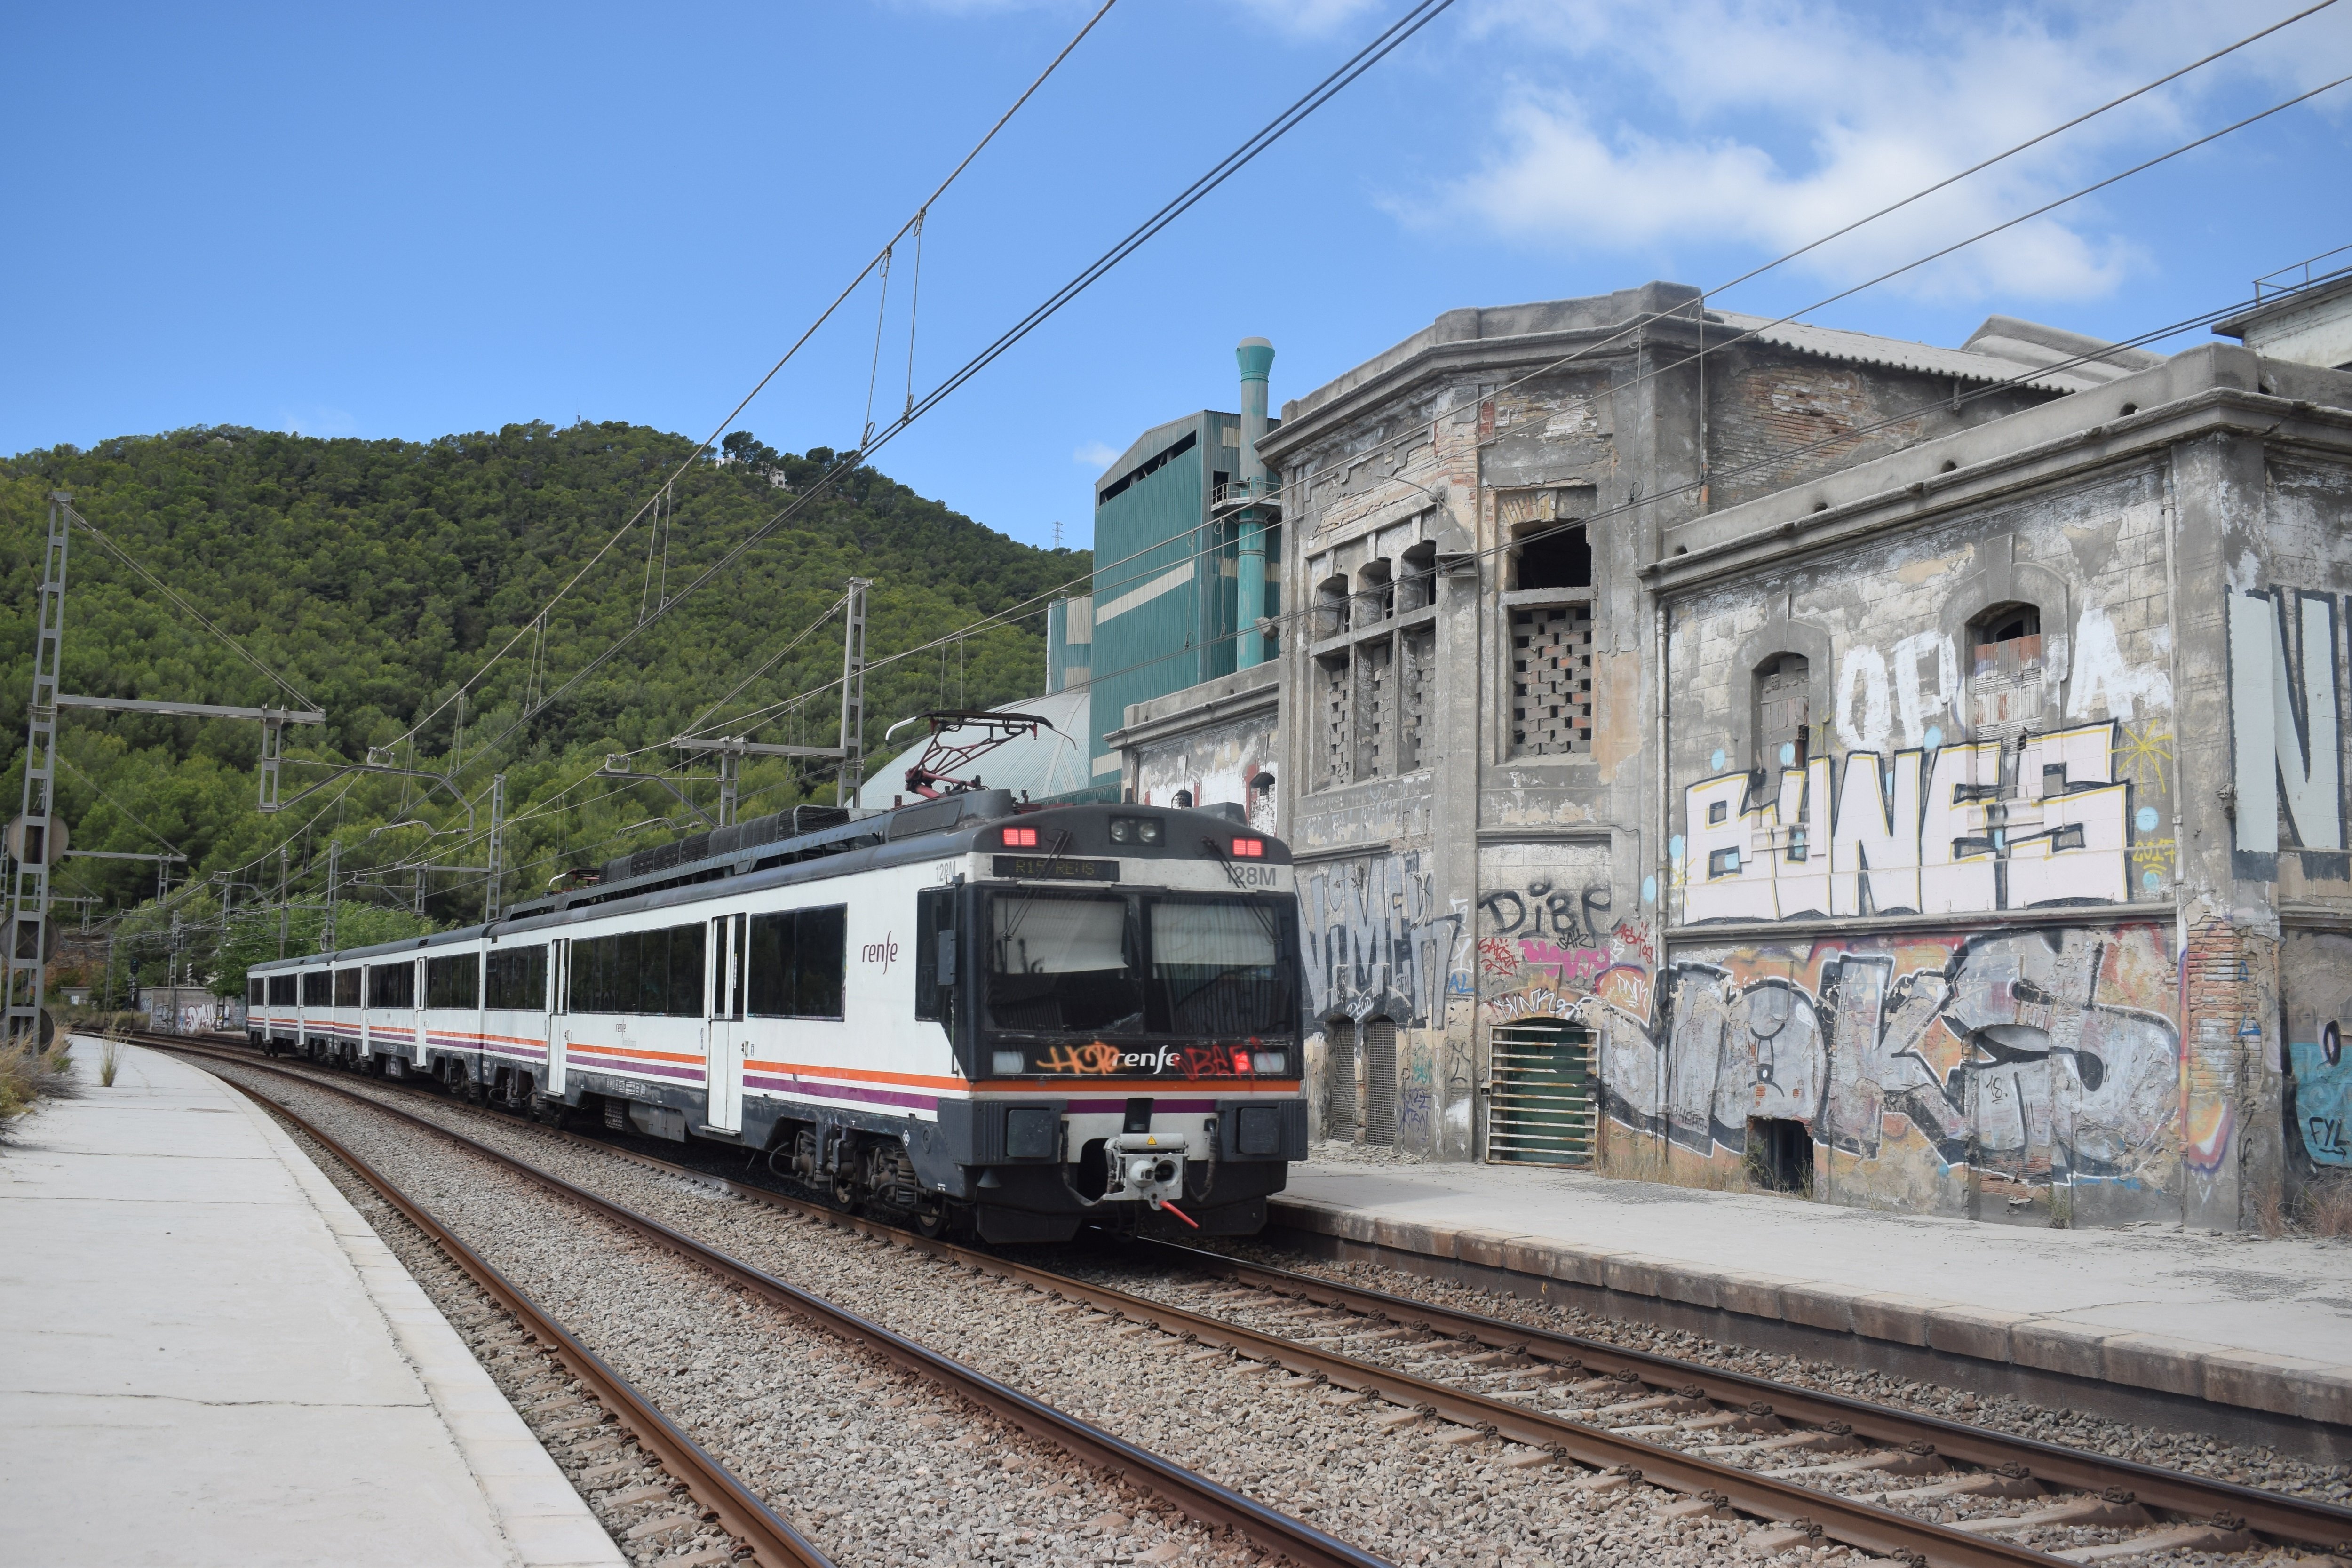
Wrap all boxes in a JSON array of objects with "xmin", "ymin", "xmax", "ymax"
[{"xmin": 1081, "ymin": 340, "xmax": 1281, "ymax": 787}]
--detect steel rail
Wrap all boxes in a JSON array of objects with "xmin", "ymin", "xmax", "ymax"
[
  {"xmin": 1127, "ymin": 1240, "xmax": 2352, "ymax": 1558},
  {"xmin": 150, "ymin": 1039, "xmax": 1396, "ymax": 1568},
  {"xmin": 202, "ymin": 1072, "xmax": 834, "ymax": 1568},
  {"xmin": 147, "ymin": 1036, "xmax": 2052, "ymax": 1567},
  {"xmin": 154, "ymin": 1036, "xmax": 2352, "ymax": 1563}
]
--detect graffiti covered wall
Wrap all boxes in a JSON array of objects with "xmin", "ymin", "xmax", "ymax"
[
  {"xmin": 2284, "ymin": 931, "xmax": 2352, "ymax": 1170},
  {"xmin": 1617, "ymin": 924, "xmax": 2181, "ymax": 1222},
  {"xmin": 1296, "ymin": 849, "xmax": 1474, "ymax": 1156}
]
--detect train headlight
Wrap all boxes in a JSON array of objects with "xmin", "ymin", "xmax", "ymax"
[
  {"xmin": 1110, "ymin": 818, "xmax": 1133, "ymax": 844},
  {"xmin": 1110, "ymin": 816, "xmax": 1162, "ymax": 846},
  {"xmin": 991, "ymin": 1050, "xmax": 1025, "ymax": 1075},
  {"xmin": 1251, "ymin": 1050, "xmax": 1287, "ymax": 1074}
]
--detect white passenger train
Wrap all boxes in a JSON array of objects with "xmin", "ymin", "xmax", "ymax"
[{"xmin": 246, "ymin": 792, "xmax": 1306, "ymax": 1242}]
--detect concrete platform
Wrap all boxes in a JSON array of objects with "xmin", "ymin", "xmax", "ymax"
[
  {"xmin": 0, "ymin": 1039, "xmax": 624, "ymax": 1568},
  {"xmin": 1272, "ymin": 1152, "xmax": 2352, "ymax": 1455}
]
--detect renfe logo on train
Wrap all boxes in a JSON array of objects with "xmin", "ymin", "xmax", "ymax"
[{"xmin": 859, "ymin": 934, "xmax": 898, "ymax": 972}]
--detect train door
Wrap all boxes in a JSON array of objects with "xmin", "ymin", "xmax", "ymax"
[
  {"xmin": 545, "ymin": 939, "xmax": 569, "ymax": 1098},
  {"xmin": 706, "ymin": 914, "xmax": 746, "ymax": 1134},
  {"xmin": 411, "ymin": 957, "xmax": 429, "ymax": 1066}
]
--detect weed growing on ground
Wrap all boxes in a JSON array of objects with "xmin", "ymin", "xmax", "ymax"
[
  {"xmin": 99, "ymin": 1031, "xmax": 123, "ymax": 1088},
  {"xmin": 0, "ymin": 1039, "xmax": 74, "ymax": 1129}
]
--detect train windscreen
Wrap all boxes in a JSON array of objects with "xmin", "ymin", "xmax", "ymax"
[{"xmin": 985, "ymin": 890, "xmax": 1292, "ymax": 1037}]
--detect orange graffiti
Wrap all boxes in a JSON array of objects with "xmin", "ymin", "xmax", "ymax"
[{"xmin": 1039, "ymin": 1041, "xmax": 1125, "ymax": 1075}]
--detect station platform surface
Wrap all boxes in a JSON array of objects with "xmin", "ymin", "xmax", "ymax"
[
  {"xmin": 1274, "ymin": 1151, "xmax": 2352, "ymax": 1433},
  {"xmin": 0, "ymin": 1039, "xmax": 623, "ymax": 1568}
]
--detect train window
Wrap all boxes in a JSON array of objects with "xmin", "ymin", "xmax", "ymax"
[
  {"xmin": 986, "ymin": 891, "xmax": 1142, "ymax": 1034},
  {"xmin": 426, "ymin": 953, "xmax": 479, "ymax": 1009},
  {"xmin": 248, "ymin": 978, "xmax": 264, "ymax": 1007},
  {"xmin": 485, "ymin": 945, "xmax": 548, "ymax": 1012},
  {"xmin": 302, "ymin": 970, "xmax": 332, "ymax": 1007},
  {"xmin": 1146, "ymin": 898, "xmax": 1289, "ymax": 1036},
  {"xmin": 334, "ymin": 968, "xmax": 362, "ymax": 1008},
  {"xmin": 747, "ymin": 905, "xmax": 847, "ymax": 1020},
  {"xmin": 567, "ymin": 922, "xmax": 705, "ymax": 1017},
  {"xmin": 367, "ymin": 962, "xmax": 416, "ymax": 1009},
  {"xmin": 708, "ymin": 915, "xmax": 746, "ymax": 1020},
  {"xmin": 267, "ymin": 974, "xmax": 297, "ymax": 1007},
  {"xmin": 914, "ymin": 889, "xmax": 954, "ymax": 1023}
]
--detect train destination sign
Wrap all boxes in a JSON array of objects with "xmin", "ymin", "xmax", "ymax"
[{"xmin": 991, "ymin": 855, "xmax": 1120, "ymax": 881}]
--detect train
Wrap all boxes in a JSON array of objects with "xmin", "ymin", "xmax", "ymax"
[{"xmin": 245, "ymin": 790, "xmax": 1306, "ymax": 1243}]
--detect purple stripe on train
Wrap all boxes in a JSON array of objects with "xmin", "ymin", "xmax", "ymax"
[{"xmin": 742, "ymin": 1075, "xmax": 939, "ymax": 1113}]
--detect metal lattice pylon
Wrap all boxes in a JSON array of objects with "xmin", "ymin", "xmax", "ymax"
[{"xmin": 7, "ymin": 493, "xmax": 71, "ymax": 1042}]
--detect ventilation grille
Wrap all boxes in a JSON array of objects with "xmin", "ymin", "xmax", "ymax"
[{"xmin": 1487, "ymin": 1020, "xmax": 1597, "ymax": 1166}]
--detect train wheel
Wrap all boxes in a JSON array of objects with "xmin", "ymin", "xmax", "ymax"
[{"xmin": 912, "ymin": 1201, "xmax": 948, "ymax": 1239}]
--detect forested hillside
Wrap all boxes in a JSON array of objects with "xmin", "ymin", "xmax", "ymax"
[{"xmin": 0, "ymin": 421, "xmax": 1089, "ymax": 995}]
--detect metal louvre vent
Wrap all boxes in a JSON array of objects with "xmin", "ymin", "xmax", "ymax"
[
  {"xmin": 1486, "ymin": 1020, "xmax": 1596, "ymax": 1166},
  {"xmin": 1324, "ymin": 1018, "xmax": 1357, "ymax": 1140},
  {"xmin": 1363, "ymin": 1019, "xmax": 1398, "ymax": 1147}
]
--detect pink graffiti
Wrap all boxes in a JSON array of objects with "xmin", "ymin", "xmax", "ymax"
[{"xmin": 1520, "ymin": 939, "xmax": 1610, "ymax": 983}]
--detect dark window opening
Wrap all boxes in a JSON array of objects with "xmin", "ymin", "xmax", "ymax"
[
  {"xmin": 1398, "ymin": 542, "xmax": 1438, "ymax": 612},
  {"xmin": 1095, "ymin": 430, "xmax": 1196, "ymax": 506},
  {"xmin": 267, "ymin": 974, "xmax": 296, "ymax": 1007},
  {"xmin": 1974, "ymin": 603, "xmax": 2041, "ymax": 648},
  {"xmin": 1513, "ymin": 523, "xmax": 1591, "ymax": 590},
  {"xmin": 567, "ymin": 922, "xmax": 706, "ymax": 1017},
  {"xmin": 247, "ymin": 979, "xmax": 263, "ymax": 1007},
  {"xmin": 366, "ymin": 962, "xmax": 415, "ymax": 1010},
  {"xmin": 747, "ymin": 905, "xmax": 847, "ymax": 1019},
  {"xmin": 333, "ymin": 968, "xmax": 361, "ymax": 1008},
  {"xmin": 1358, "ymin": 561, "xmax": 1394, "ymax": 623},
  {"xmin": 485, "ymin": 946, "xmax": 548, "ymax": 1012},
  {"xmin": 1747, "ymin": 1117, "xmax": 1813, "ymax": 1195},
  {"xmin": 426, "ymin": 954, "xmax": 479, "ymax": 1009},
  {"xmin": 302, "ymin": 970, "xmax": 332, "ymax": 1007}
]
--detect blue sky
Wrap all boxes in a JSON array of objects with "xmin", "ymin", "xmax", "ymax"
[{"xmin": 5, "ymin": 0, "xmax": 2346, "ymax": 551}]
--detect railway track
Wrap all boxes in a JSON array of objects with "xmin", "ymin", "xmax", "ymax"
[
  {"xmin": 144, "ymin": 1035, "xmax": 1387, "ymax": 1568},
  {"xmin": 145, "ymin": 1033, "xmax": 2352, "ymax": 1567}
]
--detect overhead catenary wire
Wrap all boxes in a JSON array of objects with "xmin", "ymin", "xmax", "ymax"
[
  {"xmin": 383, "ymin": 0, "xmax": 1122, "ymax": 759},
  {"xmin": 683, "ymin": 48, "xmax": 2352, "ymax": 734},
  {"xmin": 452, "ymin": 0, "xmax": 1463, "ymax": 774}
]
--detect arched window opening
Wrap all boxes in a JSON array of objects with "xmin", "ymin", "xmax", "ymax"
[
  {"xmin": 1754, "ymin": 653, "xmax": 1811, "ymax": 771},
  {"xmin": 1969, "ymin": 602, "xmax": 2045, "ymax": 736},
  {"xmin": 1513, "ymin": 522, "xmax": 1591, "ymax": 591}
]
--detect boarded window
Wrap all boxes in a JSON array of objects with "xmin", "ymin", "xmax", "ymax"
[
  {"xmin": 1318, "ymin": 655, "xmax": 1350, "ymax": 786},
  {"xmin": 747, "ymin": 905, "xmax": 847, "ymax": 1019},
  {"xmin": 1355, "ymin": 638, "xmax": 1392, "ymax": 779},
  {"xmin": 1400, "ymin": 625, "xmax": 1435, "ymax": 773},
  {"xmin": 1510, "ymin": 603, "xmax": 1595, "ymax": 756},
  {"xmin": 1754, "ymin": 653, "xmax": 1811, "ymax": 769},
  {"xmin": 485, "ymin": 945, "xmax": 548, "ymax": 1012},
  {"xmin": 426, "ymin": 953, "xmax": 479, "ymax": 1009},
  {"xmin": 1970, "ymin": 603, "xmax": 2043, "ymax": 736},
  {"xmin": 567, "ymin": 923, "xmax": 706, "ymax": 1017}
]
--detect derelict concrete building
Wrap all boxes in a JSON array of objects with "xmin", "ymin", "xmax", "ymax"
[{"xmin": 1115, "ymin": 270, "xmax": 2352, "ymax": 1230}]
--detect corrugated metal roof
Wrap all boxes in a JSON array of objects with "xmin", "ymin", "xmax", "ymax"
[
  {"xmin": 856, "ymin": 688, "xmax": 1094, "ymax": 809},
  {"xmin": 1711, "ymin": 311, "xmax": 2118, "ymax": 393}
]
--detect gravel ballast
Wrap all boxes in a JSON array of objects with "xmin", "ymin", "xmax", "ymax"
[{"xmin": 207, "ymin": 1055, "xmax": 2350, "ymax": 1565}]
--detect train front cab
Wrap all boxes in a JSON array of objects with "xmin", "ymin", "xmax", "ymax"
[{"xmin": 916, "ymin": 804, "xmax": 1310, "ymax": 1245}]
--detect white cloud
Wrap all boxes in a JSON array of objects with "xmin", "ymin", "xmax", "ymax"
[
  {"xmin": 1413, "ymin": 0, "xmax": 2345, "ymax": 302},
  {"xmin": 1073, "ymin": 439, "xmax": 1121, "ymax": 469}
]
